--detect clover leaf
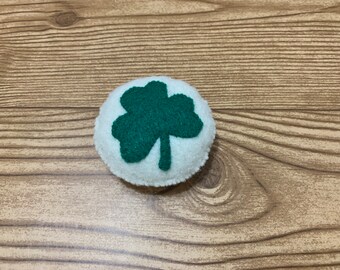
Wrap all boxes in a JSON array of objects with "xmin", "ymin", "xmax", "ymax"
[{"xmin": 111, "ymin": 81, "xmax": 203, "ymax": 171}]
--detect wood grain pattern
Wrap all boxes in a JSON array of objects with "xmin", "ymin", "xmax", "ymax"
[
  {"xmin": 1, "ymin": 0, "xmax": 340, "ymax": 108},
  {"xmin": 1, "ymin": 0, "xmax": 340, "ymax": 269},
  {"xmin": 0, "ymin": 109, "xmax": 339, "ymax": 269}
]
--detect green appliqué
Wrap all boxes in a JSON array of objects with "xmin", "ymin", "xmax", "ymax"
[{"xmin": 111, "ymin": 81, "xmax": 203, "ymax": 171}]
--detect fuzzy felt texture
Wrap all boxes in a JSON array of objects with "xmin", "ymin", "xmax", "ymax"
[
  {"xmin": 94, "ymin": 76, "xmax": 216, "ymax": 187},
  {"xmin": 111, "ymin": 80, "xmax": 203, "ymax": 171}
]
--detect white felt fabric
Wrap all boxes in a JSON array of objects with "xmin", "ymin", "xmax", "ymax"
[{"xmin": 94, "ymin": 76, "xmax": 216, "ymax": 187}]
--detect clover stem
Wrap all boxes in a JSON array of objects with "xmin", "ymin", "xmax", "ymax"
[{"xmin": 159, "ymin": 134, "xmax": 171, "ymax": 171}]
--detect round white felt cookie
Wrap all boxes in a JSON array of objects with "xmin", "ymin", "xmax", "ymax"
[{"xmin": 94, "ymin": 76, "xmax": 216, "ymax": 187}]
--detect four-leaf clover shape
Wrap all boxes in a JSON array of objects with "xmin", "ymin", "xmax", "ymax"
[{"xmin": 111, "ymin": 81, "xmax": 203, "ymax": 171}]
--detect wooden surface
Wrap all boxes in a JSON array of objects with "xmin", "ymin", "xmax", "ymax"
[{"xmin": 1, "ymin": 0, "xmax": 340, "ymax": 269}]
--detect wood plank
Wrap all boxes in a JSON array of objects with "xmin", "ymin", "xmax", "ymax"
[
  {"xmin": 1, "ymin": 0, "xmax": 340, "ymax": 108},
  {"xmin": 0, "ymin": 108, "xmax": 339, "ymax": 269}
]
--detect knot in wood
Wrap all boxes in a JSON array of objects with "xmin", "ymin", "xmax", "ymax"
[{"xmin": 54, "ymin": 11, "xmax": 78, "ymax": 27}]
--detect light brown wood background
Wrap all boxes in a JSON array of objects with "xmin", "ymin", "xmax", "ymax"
[{"xmin": 0, "ymin": 0, "xmax": 340, "ymax": 269}]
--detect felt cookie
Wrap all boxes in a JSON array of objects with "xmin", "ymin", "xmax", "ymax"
[{"xmin": 94, "ymin": 76, "xmax": 216, "ymax": 187}]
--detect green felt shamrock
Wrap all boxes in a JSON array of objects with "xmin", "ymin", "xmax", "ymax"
[{"xmin": 111, "ymin": 81, "xmax": 203, "ymax": 171}]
